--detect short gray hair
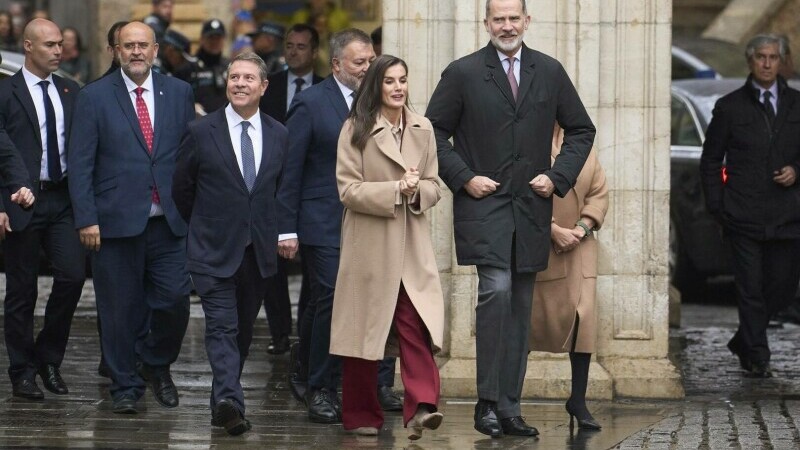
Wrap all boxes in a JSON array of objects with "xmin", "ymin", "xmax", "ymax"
[
  {"xmin": 329, "ymin": 28, "xmax": 371, "ymax": 65},
  {"xmin": 745, "ymin": 34, "xmax": 786, "ymax": 62},
  {"xmin": 227, "ymin": 51, "xmax": 269, "ymax": 81},
  {"xmin": 485, "ymin": 0, "xmax": 528, "ymax": 18}
]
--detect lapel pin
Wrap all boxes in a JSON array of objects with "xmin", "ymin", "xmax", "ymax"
[
  {"xmin": 160, "ymin": 91, "xmax": 164, "ymax": 95},
  {"xmin": 64, "ymin": 88, "xmax": 69, "ymax": 93}
]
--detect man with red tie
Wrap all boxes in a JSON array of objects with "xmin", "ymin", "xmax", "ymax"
[{"xmin": 68, "ymin": 21, "xmax": 195, "ymax": 414}]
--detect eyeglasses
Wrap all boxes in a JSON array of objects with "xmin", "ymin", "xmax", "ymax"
[{"xmin": 121, "ymin": 42, "xmax": 151, "ymax": 51}]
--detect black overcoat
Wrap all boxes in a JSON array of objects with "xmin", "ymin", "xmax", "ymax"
[
  {"xmin": 426, "ymin": 43, "xmax": 595, "ymax": 272},
  {"xmin": 700, "ymin": 75, "xmax": 800, "ymax": 240}
]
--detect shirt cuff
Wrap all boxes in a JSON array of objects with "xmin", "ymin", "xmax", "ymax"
[
  {"xmin": 278, "ymin": 233, "xmax": 298, "ymax": 241},
  {"xmin": 395, "ymin": 181, "xmax": 403, "ymax": 205}
]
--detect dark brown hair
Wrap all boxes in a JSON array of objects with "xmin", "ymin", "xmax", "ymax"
[{"xmin": 349, "ymin": 54, "xmax": 408, "ymax": 151}]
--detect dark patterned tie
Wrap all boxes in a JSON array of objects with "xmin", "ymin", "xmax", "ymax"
[
  {"xmin": 506, "ymin": 57, "xmax": 518, "ymax": 101},
  {"xmin": 240, "ymin": 121, "xmax": 256, "ymax": 192},
  {"xmin": 37, "ymin": 80, "xmax": 62, "ymax": 181},
  {"xmin": 134, "ymin": 87, "xmax": 159, "ymax": 204},
  {"xmin": 763, "ymin": 91, "xmax": 776, "ymax": 125},
  {"xmin": 294, "ymin": 77, "xmax": 305, "ymax": 96}
]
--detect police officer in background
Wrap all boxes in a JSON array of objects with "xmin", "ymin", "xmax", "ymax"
[
  {"xmin": 248, "ymin": 22, "xmax": 285, "ymax": 75},
  {"xmin": 160, "ymin": 29, "xmax": 198, "ymax": 82},
  {"xmin": 193, "ymin": 19, "xmax": 229, "ymax": 114},
  {"xmin": 143, "ymin": 0, "xmax": 173, "ymax": 44}
]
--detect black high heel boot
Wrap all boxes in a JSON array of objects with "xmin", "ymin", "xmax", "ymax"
[
  {"xmin": 566, "ymin": 398, "xmax": 601, "ymax": 431},
  {"xmin": 567, "ymin": 352, "xmax": 601, "ymax": 431}
]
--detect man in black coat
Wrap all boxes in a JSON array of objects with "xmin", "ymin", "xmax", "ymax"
[
  {"xmin": 0, "ymin": 18, "xmax": 85, "ymax": 400},
  {"xmin": 700, "ymin": 34, "xmax": 800, "ymax": 378},
  {"xmin": 173, "ymin": 52, "xmax": 288, "ymax": 435},
  {"xmin": 426, "ymin": 0, "xmax": 595, "ymax": 438}
]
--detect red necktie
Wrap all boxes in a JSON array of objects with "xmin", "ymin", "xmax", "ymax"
[{"xmin": 134, "ymin": 87, "xmax": 159, "ymax": 204}]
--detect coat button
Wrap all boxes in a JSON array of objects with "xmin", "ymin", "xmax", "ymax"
[{"xmin": 514, "ymin": 154, "xmax": 521, "ymax": 161}]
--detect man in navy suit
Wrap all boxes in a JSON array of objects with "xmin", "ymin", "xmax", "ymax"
[
  {"xmin": 174, "ymin": 52, "xmax": 288, "ymax": 436},
  {"xmin": 0, "ymin": 18, "xmax": 85, "ymax": 400},
  {"xmin": 68, "ymin": 21, "xmax": 194, "ymax": 414},
  {"xmin": 258, "ymin": 23, "xmax": 323, "ymax": 357},
  {"xmin": 277, "ymin": 28, "xmax": 375, "ymax": 424}
]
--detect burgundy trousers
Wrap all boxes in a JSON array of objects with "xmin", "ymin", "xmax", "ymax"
[{"xmin": 341, "ymin": 285, "xmax": 440, "ymax": 429}]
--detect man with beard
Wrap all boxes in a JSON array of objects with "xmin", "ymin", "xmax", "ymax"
[
  {"xmin": 68, "ymin": 21, "xmax": 195, "ymax": 414},
  {"xmin": 277, "ymin": 28, "xmax": 375, "ymax": 424},
  {"xmin": 426, "ymin": 0, "xmax": 595, "ymax": 438},
  {"xmin": 193, "ymin": 19, "xmax": 230, "ymax": 114}
]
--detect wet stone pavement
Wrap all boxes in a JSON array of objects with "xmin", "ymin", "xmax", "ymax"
[{"xmin": 0, "ymin": 276, "xmax": 796, "ymax": 449}]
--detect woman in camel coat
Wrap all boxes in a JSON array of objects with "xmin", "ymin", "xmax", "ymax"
[
  {"xmin": 331, "ymin": 55, "xmax": 444, "ymax": 440},
  {"xmin": 530, "ymin": 125, "xmax": 608, "ymax": 431}
]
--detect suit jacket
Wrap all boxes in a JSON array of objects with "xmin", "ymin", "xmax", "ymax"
[
  {"xmin": 68, "ymin": 70, "xmax": 194, "ymax": 239},
  {"xmin": 700, "ymin": 75, "xmax": 800, "ymax": 240},
  {"xmin": 173, "ymin": 108, "xmax": 289, "ymax": 278},
  {"xmin": 425, "ymin": 43, "xmax": 595, "ymax": 272},
  {"xmin": 259, "ymin": 69, "xmax": 324, "ymax": 124},
  {"xmin": 0, "ymin": 70, "xmax": 78, "ymax": 229},
  {"xmin": 277, "ymin": 75, "xmax": 348, "ymax": 247}
]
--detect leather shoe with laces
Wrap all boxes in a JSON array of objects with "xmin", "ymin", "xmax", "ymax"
[
  {"xmin": 307, "ymin": 388, "xmax": 341, "ymax": 423},
  {"xmin": 112, "ymin": 395, "xmax": 138, "ymax": 414},
  {"xmin": 38, "ymin": 364, "xmax": 68, "ymax": 395},
  {"xmin": 500, "ymin": 416, "xmax": 539, "ymax": 436},
  {"xmin": 378, "ymin": 386, "xmax": 403, "ymax": 411},
  {"xmin": 474, "ymin": 399, "xmax": 503, "ymax": 438},
  {"xmin": 213, "ymin": 399, "xmax": 251, "ymax": 436},
  {"xmin": 141, "ymin": 365, "xmax": 179, "ymax": 408},
  {"xmin": 11, "ymin": 378, "xmax": 44, "ymax": 400}
]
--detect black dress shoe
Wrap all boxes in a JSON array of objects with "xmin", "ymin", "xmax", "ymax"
[
  {"xmin": 11, "ymin": 378, "xmax": 44, "ymax": 400},
  {"xmin": 97, "ymin": 360, "xmax": 111, "ymax": 378},
  {"xmin": 565, "ymin": 399, "xmax": 601, "ymax": 431},
  {"xmin": 214, "ymin": 399, "xmax": 252, "ymax": 436},
  {"xmin": 378, "ymin": 386, "xmax": 403, "ymax": 411},
  {"xmin": 500, "ymin": 416, "xmax": 539, "ymax": 436},
  {"xmin": 38, "ymin": 364, "xmax": 68, "ymax": 395},
  {"xmin": 141, "ymin": 365, "xmax": 179, "ymax": 408},
  {"xmin": 267, "ymin": 335, "xmax": 290, "ymax": 355},
  {"xmin": 307, "ymin": 388, "xmax": 341, "ymax": 423},
  {"xmin": 474, "ymin": 399, "xmax": 503, "ymax": 438},
  {"xmin": 112, "ymin": 395, "xmax": 138, "ymax": 414},
  {"xmin": 727, "ymin": 340, "xmax": 751, "ymax": 371},
  {"xmin": 748, "ymin": 361, "xmax": 773, "ymax": 378}
]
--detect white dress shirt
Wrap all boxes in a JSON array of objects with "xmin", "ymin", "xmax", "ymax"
[
  {"xmin": 224, "ymin": 104, "xmax": 263, "ymax": 176},
  {"xmin": 121, "ymin": 69, "xmax": 163, "ymax": 217},
  {"xmin": 286, "ymin": 71, "xmax": 314, "ymax": 111},
  {"xmin": 497, "ymin": 47, "xmax": 522, "ymax": 86},
  {"xmin": 22, "ymin": 67, "xmax": 66, "ymax": 181},
  {"xmin": 752, "ymin": 80, "xmax": 778, "ymax": 113},
  {"xmin": 333, "ymin": 75, "xmax": 355, "ymax": 110}
]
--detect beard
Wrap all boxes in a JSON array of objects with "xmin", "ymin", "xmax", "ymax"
[
  {"xmin": 121, "ymin": 59, "xmax": 153, "ymax": 80},
  {"xmin": 336, "ymin": 69, "xmax": 362, "ymax": 91},
  {"xmin": 490, "ymin": 33, "xmax": 524, "ymax": 54}
]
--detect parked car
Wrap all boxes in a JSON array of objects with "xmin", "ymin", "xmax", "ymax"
[
  {"xmin": 669, "ymin": 78, "xmax": 800, "ymax": 295},
  {"xmin": 672, "ymin": 37, "xmax": 749, "ymax": 80}
]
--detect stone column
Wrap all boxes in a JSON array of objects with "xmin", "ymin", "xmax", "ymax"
[{"xmin": 383, "ymin": 0, "xmax": 683, "ymax": 399}]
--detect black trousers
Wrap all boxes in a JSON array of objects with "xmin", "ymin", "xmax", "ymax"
[
  {"xmin": 263, "ymin": 256, "xmax": 292, "ymax": 340},
  {"xmin": 3, "ymin": 189, "xmax": 85, "ymax": 382},
  {"xmin": 726, "ymin": 230, "xmax": 800, "ymax": 363}
]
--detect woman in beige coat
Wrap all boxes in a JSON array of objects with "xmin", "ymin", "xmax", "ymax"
[
  {"xmin": 331, "ymin": 55, "xmax": 445, "ymax": 440},
  {"xmin": 530, "ymin": 125, "xmax": 609, "ymax": 431}
]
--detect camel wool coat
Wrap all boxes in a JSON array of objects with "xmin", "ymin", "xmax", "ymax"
[
  {"xmin": 530, "ymin": 129, "xmax": 608, "ymax": 353},
  {"xmin": 330, "ymin": 107, "xmax": 444, "ymax": 361}
]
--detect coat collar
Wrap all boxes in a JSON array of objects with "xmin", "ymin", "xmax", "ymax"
[
  {"xmin": 370, "ymin": 106, "xmax": 428, "ymax": 171},
  {"xmin": 323, "ymin": 75, "xmax": 349, "ymax": 123},
  {"xmin": 10, "ymin": 70, "xmax": 42, "ymax": 149},
  {"xmin": 483, "ymin": 43, "xmax": 537, "ymax": 109},
  {"xmin": 111, "ymin": 69, "xmax": 157, "ymax": 157}
]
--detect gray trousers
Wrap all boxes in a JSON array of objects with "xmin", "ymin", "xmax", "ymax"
[{"xmin": 475, "ymin": 264, "xmax": 535, "ymax": 419}]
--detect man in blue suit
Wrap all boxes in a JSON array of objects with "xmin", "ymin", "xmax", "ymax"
[
  {"xmin": 68, "ymin": 21, "xmax": 194, "ymax": 414},
  {"xmin": 0, "ymin": 18, "xmax": 84, "ymax": 401},
  {"xmin": 277, "ymin": 28, "xmax": 376, "ymax": 424},
  {"xmin": 174, "ymin": 52, "xmax": 288, "ymax": 436}
]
